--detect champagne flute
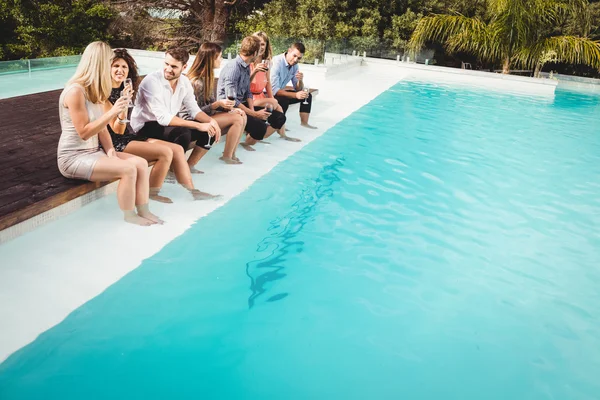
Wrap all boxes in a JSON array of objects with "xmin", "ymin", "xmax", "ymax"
[
  {"xmin": 119, "ymin": 89, "xmax": 131, "ymax": 123},
  {"xmin": 124, "ymin": 78, "xmax": 134, "ymax": 108},
  {"xmin": 302, "ymin": 86, "xmax": 310, "ymax": 105},
  {"xmin": 264, "ymin": 103, "xmax": 273, "ymax": 126}
]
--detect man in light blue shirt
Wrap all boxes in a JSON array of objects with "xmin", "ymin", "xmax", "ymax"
[{"xmin": 270, "ymin": 42, "xmax": 317, "ymax": 129}]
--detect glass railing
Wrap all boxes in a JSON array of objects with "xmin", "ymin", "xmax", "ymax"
[
  {"xmin": 220, "ymin": 35, "xmax": 435, "ymax": 66},
  {"xmin": 0, "ymin": 55, "xmax": 82, "ymax": 75}
]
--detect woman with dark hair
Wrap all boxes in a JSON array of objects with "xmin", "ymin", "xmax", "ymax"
[
  {"xmin": 186, "ymin": 42, "xmax": 245, "ymax": 165},
  {"xmin": 105, "ymin": 48, "xmax": 203, "ymax": 203}
]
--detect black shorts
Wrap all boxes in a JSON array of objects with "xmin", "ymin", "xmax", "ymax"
[
  {"xmin": 137, "ymin": 121, "xmax": 213, "ymax": 150},
  {"xmin": 243, "ymin": 104, "xmax": 286, "ymax": 141}
]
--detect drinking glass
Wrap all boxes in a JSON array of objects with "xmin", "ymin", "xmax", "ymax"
[
  {"xmin": 124, "ymin": 78, "xmax": 134, "ymax": 108},
  {"xmin": 264, "ymin": 104, "xmax": 273, "ymax": 126},
  {"xmin": 302, "ymin": 86, "xmax": 310, "ymax": 105},
  {"xmin": 262, "ymin": 59, "xmax": 270, "ymax": 71}
]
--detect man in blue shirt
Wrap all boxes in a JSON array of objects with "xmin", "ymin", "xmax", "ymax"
[
  {"xmin": 270, "ymin": 42, "xmax": 317, "ymax": 129},
  {"xmin": 217, "ymin": 36, "xmax": 286, "ymax": 151}
]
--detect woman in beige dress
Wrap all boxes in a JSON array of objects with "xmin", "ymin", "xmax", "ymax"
[{"xmin": 56, "ymin": 41, "xmax": 162, "ymax": 225}]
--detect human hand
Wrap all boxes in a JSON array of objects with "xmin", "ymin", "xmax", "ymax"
[
  {"xmin": 295, "ymin": 71, "xmax": 303, "ymax": 81},
  {"xmin": 255, "ymin": 109, "xmax": 270, "ymax": 121},
  {"xmin": 106, "ymin": 148, "xmax": 117, "ymax": 158},
  {"xmin": 111, "ymin": 96, "xmax": 129, "ymax": 116},
  {"xmin": 295, "ymin": 90, "xmax": 309, "ymax": 100},
  {"xmin": 230, "ymin": 108, "xmax": 245, "ymax": 117},
  {"xmin": 219, "ymin": 99, "xmax": 235, "ymax": 110},
  {"xmin": 256, "ymin": 62, "xmax": 269, "ymax": 72}
]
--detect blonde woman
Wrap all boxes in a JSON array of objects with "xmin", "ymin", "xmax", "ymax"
[
  {"xmin": 250, "ymin": 31, "xmax": 299, "ymax": 142},
  {"xmin": 57, "ymin": 41, "xmax": 162, "ymax": 225}
]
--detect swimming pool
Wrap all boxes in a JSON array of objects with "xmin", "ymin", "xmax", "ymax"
[
  {"xmin": 1, "ymin": 80, "xmax": 599, "ymax": 399},
  {"xmin": 0, "ymin": 53, "xmax": 162, "ymax": 99}
]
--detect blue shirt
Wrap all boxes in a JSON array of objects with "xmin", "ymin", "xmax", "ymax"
[
  {"xmin": 270, "ymin": 53, "xmax": 299, "ymax": 95},
  {"xmin": 216, "ymin": 55, "xmax": 252, "ymax": 106}
]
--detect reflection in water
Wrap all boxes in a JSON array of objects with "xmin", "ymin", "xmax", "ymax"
[{"xmin": 245, "ymin": 156, "xmax": 345, "ymax": 308}]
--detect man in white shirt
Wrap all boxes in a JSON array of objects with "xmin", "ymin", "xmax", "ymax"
[{"xmin": 131, "ymin": 48, "xmax": 221, "ymax": 174}]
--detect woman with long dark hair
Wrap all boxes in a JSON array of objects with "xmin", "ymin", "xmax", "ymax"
[
  {"xmin": 105, "ymin": 48, "xmax": 206, "ymax": 202},
  {"xmin": 186, "ymin": 42, "xmax": 246, "ymax": 165}
]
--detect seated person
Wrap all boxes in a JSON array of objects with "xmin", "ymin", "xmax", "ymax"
[
  {"xmin": 57, "ymin": 41, "xmax": 162, "ymax": 225},
  {"xmin": 216, "ymin": 36, "xmax": 286, "ymax": 152},
  {"xmin": 186, "ymin": 42, "xmax": 245, "ymax": 165},
  {"xmin": 105, "ymin": 48, "xmax": 203, "ymax": 203},
  {"xmin": 270, "ymin": 42, "xmax": 317, "ymax": 129},
  {"xmin": 249, "ymin": 31, "xmax": 299, "ymax": 142},
  {"xmin": 130, "ymin": 47, "xmax": 221, "ymax": 199}
]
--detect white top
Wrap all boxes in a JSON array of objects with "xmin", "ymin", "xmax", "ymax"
[
  {"xmin": 57, "ymin": 84, "xmax": 104, "ymax": 155},
  {"xmin": 130, "ymin": 70, "xmax": 202, "ymax": 133}
]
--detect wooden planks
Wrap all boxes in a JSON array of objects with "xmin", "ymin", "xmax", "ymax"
[{"xmin": 0, "ymin": 89, "xmax": 111, "ymax": 231}]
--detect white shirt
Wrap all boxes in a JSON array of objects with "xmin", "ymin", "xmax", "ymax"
[{"xmin": 130, "ymin": 70, "xmax": 202, "ymax": 133}]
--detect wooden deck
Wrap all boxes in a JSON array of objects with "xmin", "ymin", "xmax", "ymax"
[{"xmin": 0, "ymin": 90, "xmax": 110, "ymax": 231}]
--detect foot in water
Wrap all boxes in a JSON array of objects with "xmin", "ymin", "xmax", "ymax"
[
  {"xmin": 283, "ymin": 136, "xmax": 302, "ymax": 142},
  {"xmin": 258, "ymin": 140, "xmax": 271, "ymax": 145},
  {"xmin": 301, "ymin": 123, "xmax": 318, "ymax": 129},
  {"xmin": 220, "ymin": 156, "xmax": 243, "ymax": 165},
  {"xmin": 190, "ymin": 167, "xmax": 204, "ymax": 174},
  {"xmin": 240, "ymin": 143, "xmax": 256, "ymax": 152},
  {"xmin": 136, "ymin": 204, "xmax": 165, "ymax": 225},
  {"xmin": 190, "ymin": 189, "xmax": 223, "ymax": 201},
  {"xmin": 123, "ymin": 210, "xmax": 154, "ymax": 226},
  {"xmin": 149, "ymin": 189, "xmax": 173, "ymax": 204}
]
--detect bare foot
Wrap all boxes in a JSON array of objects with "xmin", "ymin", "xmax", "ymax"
[
  {"xmin": 283, "ymin": 136, "xmax": 302, "ymax": 142},
  {"xmin": 232, "ymin": 156, "xmax": 241, "ymax": 162},
  {"xmin": 189, "ymin": 189, "xmax": 223, "ymax": 201},
  {"xmin": 301, "ymin": 123, "xmax": 318, "ymax": 129},
  {"xmin": 138, "ymin": 211, "xmax": 165, "ymax": 225},
  {"xmin": 190, "ymin": 167, "xmax": 204, "ymax": 174},
  {"xmin": 258, "ymin": 140, "xmax": 271, "ymax": 145},
  {"xmin": 219, "ymin": 156, "xmax": 243, "ymax": 165},
  {"xmin": 150, "ymin": 193, "xmax": 173, "ymax": 203},
  {"xmin": 124, "ymin": 212, "xmax": 154, "ymax": 226},
  {"xmin": 240, "ymin": 143, "xmax": 256, "ymax": 152}
]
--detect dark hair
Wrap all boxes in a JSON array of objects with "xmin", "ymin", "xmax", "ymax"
[
  {"xmin": 166, "ymin": 47, "xmax": 190, "ymax": 65},
  {"xmin": 291, "ymin": 42, "xmax": 306, "ymax": 54},
  {"xmin": 240, "ymin": 36, "xmax": 260, "ymax": 57},
  {"xmin": 187, "ymin": 42, "xmax": 222, "ymax": 102},
  {"xmin": 111, "ymin": 48, "xmax": 139, "ymax": 100},
  {"xmin": 253, "ymin": 31, "xmax": 273, "ymax": 61}
]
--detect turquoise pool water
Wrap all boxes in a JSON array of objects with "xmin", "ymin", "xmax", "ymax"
[
  {"xmin": 0, "ymin": 63, "xmax": 158, "ymax": 99},
  {"xmin": 1, "ymin": 82, "xmax": 600, "ymax": 399}
]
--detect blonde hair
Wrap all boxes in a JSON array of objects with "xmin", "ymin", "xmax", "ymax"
[{"xmin": 67, "ymin": 41, "xmax": 113, "ymax": 104}]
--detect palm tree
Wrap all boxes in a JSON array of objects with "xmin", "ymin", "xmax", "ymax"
[{"xmin": 407, "ymin": 0, "xmax": 600, "ymax": 75}]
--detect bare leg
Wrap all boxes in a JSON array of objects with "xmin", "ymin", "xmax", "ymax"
[
  {"xmin": 242, "ymin": 134, "xmax": 258, "ymax": 151},
  {"xmin": 124, "ymin": 140, "xmax": 174, "ymax": 203},
  {"xmin": 212, "ymin": 112, "xmax": 244, "ymax": 163},
  {"xmin": 187, "ymin": 146, "xmax": 208, "ymax": 173},
  {"xmin": 263, "ymin": 126, "xmax": 277, "ymax": 139},
  {"xmin": 300, "ymin": 112, "xmax": 317, "ymax": 129},
  {"xmin": 89, "ymin": 156, "xmax": 152, "ymax": 226}
]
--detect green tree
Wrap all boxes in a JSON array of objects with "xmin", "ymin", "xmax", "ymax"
[
  {"xmin": 0, "ymin": 0, "xmax": 19, "ymax": 59},
  {"xmin": 4, "ymin": 0, "xmax": 114, "ymax": 60},
  {"xmin": 408, "ymin": 0, "xmax": 600, "ymax": 74}
]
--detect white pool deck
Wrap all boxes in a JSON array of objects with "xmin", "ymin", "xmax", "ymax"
[{"xmin": 0, "ymin": 56, "xmax": 571, "ymax": 363}]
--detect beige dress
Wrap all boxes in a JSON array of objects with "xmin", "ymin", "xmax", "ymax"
[{"xmin": 57, "ymin": 84, "xmax": 106, "ymax": 180}]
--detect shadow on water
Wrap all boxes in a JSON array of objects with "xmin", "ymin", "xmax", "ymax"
[{"xmin": 245, "ymin": 156, "xmax": 346, "ymax": 308}]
